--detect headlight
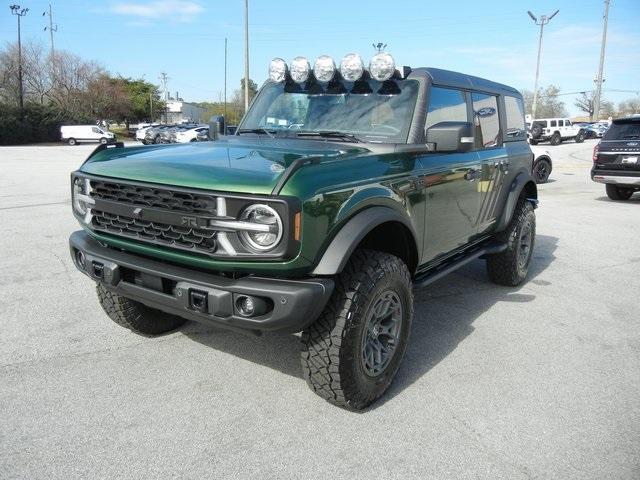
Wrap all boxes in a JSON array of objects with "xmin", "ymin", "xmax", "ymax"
[
  {"xmin": 339, "ymin": 53, "xmax": 364, "ymax": 82},
  {"xmin": 72, "ymin": 177, "xmax": 95, "ymax": 220},
  {"xmin": 369, "ymin": 52, "xmax": 396, "ymax": 81},
  {"xmin": 313, "ymin": 55, "xmax": 336, "ymax": 83},
  {"xmin": 290, "ymin": 56, "xmax": 310, "ymax": 83},
  {"xmin": 269, "ymin": 57, "xmax": 287, "ymax": 83},
  {"xmin": 238, "ymin": 204, "xmax": 283, "ymax": 251}
]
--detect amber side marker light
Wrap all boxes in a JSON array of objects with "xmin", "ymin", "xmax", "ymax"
[{"xmin": 294, "ymin": 212, "xmax": 301, "ymax": 241}]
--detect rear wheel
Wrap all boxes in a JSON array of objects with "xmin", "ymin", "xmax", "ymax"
[
  {"xmin": 68, "ymin": 138, "xmax": 77, "ymax": 146},
  {"xmin": 301, "ymin": 250, "xmax": 413, "ymax": 410},
  {"xmin": 605, "ymin": 184, "xmax": 634, "ymax": 201},
  {"xmin": 97, "ymin": 285, "xmax": 187, "ymax": 335},
  {"xmin": 533, "ymin": 158, "xmax": 551, "ymax": 184},
  {"xmin": 529, "ymin": 139, "xmax": 539, "ymax": 145},
  {"xmin": 487, "ymin": 199, "xmax": 536, "ymax": 286},
  {"xmin": 550, "ymin": 133, "xmax": 562, "ymax": 146}
]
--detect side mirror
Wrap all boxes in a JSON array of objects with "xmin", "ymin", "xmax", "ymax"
[{"xmin": 426, "ymin": 121, "xmax": 474, "ymax": 153}]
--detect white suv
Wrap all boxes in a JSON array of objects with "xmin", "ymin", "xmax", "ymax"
[{"xmin": 529, "ymin": 118, "xmax": 587, "ymax": 146}]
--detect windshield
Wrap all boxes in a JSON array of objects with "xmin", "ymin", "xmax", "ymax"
[
  {"xmin": 603, "ymin": 122, "xmax": 640, "ymax": 140},
  {"xmin": 240, "ymin": 79, "xmax": 419, "ymax": 143}
]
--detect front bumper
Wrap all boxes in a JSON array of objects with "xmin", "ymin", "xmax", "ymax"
[{"xmin": 69, "ymin": 231, "xmax": 333, "ymax": 333}]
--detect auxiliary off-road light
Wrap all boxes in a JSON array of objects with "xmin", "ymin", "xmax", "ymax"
[
  {"xmin": 238, "ymin": 204, "xmax": 283, "ymax": 251},
  {"xmin": 235, "ymin": 295, "xmax": 270, "ymax": 317},
  {"xmin": 369, "ymin": 52, "xmax": 396, "ymax": 81},
  {"xmin": 339, "ymin": 53, "xmax": 364, "ymax": 82},
  {"xmin": 268, "ymin": 57, "xmax": 287, "ymax": 83},
  {"xmin": 290, "ymin": 56, "xmax": 311, "ymax": 83},
  {"xmin": 313, "ymin": 55, "xmax": 336, "ymax": 83}
]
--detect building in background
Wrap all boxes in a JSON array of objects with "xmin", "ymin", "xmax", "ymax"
[{"xmin": 166, "ymin": 100, "xmax": 205, "ymax": 124}]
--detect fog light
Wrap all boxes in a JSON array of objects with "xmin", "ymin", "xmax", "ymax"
[
  {"xmin": 237, "ymin": 295, "xmax": 255, "ymax": 317},
  {"xmin": 235, "ymin": 295, "xmax": 270, "ymax": 318},
  {"xmin": 75, "ymin": 250, "xmax": 85, "ymax": 269}
]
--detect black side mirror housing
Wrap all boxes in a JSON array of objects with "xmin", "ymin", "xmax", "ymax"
[{"xmin": 426, "ymin": 121, "xmax": 474, "ymax": 153}]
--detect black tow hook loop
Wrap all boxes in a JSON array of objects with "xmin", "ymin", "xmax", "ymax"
[
  {"xmin": 189, "ymin": 289, "xmax": 208, "ymax": 313},
  {"xmin": 92, "ymin": 262, "xmax": 104, "ymax": 279}
]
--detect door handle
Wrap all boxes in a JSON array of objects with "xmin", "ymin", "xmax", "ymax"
[{"xmin": 464, "ymin": 169, "xmax": 481, "ymax": 181}]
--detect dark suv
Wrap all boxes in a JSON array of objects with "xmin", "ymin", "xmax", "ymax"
[
  {"xmin": 592, "ymin": 116, "xmax": 640, "ymax": 200},
  {"xmin": 69, "ymin": 53, "xmax": 538, "ymax": 409}
]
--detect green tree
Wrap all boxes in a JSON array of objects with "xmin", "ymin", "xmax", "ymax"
[{"xmin": 521, "ymin": 85, "xmax": 567, "ymax": 118}]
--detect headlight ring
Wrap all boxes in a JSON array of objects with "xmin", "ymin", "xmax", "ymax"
[{"xmin": 238, "ymin": 204, "xmax": 283, "ymax": 252}]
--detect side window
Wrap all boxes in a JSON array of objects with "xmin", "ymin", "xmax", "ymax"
[
  {"xmin": 550, "ymin": 120, "xmax": 557, "ymax": 127},
  {"xmin": 425, "ymin": 87, "xmax": 468, "ymax": 130},
  {"xmin": 565, "ymin": 120, "xmax": 572, "ymax": 126},
  {"xmin": 504, "ymin": 95, "xmax": 526, "ymax": 140},
  {"xmin": 91, "ymin": 127, "xmax": 101, "ymax": 133},
  {"xmin": 558, "ymin": 120, "xmax": 564, "ymax": 127},
  {"xmin": 471, "ymin": 92, "xmax": 501, "ymax": 149}
]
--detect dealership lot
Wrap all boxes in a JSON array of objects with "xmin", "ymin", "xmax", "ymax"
[{"xmin": 1, "ymin": 141, "xmax": 638, "ymax": 479}]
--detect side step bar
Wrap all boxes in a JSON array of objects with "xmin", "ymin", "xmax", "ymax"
[{"xmin": 413, "ymin": 242, "xmax": 507, "ymax": 289}]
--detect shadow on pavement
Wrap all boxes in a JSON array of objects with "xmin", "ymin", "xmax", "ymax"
[
  {"xmin": 594, "ymin": 195, "xmax": 640, "ymax": 203},
  {"xmin": 182, "ymin": 234, "xmax": 559, "ymax": 409}
]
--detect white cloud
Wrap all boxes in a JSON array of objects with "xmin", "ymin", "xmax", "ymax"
[{"xmin": 111, "ymin": 1, "xmax": 204, "ymax": 23}]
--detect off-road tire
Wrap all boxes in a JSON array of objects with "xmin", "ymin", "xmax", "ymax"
[
  {"xmin": 605, "ymin": 184, "xmax": 633, "ymax": 201},
  {"xmin": 530, "ymin": 122, "xmax": 543, "ymax": 139},
  {"xmin": 68, "ymin": 138, "xmax": 77, "ymax": 146},
  {"xmin": 301, "ymin": 250, "xmax": 413, "ymax": 410},
  {"xmin": 486, "ymin": 199, "xmax": 536, "ymax": 286},
  {"xmin": 533, "ymin": 158, "xmax": 551, "ymax": 184},
  {"xmin": 575, "ymin": 130, "xmax": 586, "ymax": 143},
  {"xmin": 97, "ymin": 284, "xmax": 187, "ymax": 335},
  {"xmin": 529, "ymin": 139, "xmax": 539, "ymax": 145},
  {"xmin": 550, "ymin": 132, "xmax": 562, "ymax": 146}
]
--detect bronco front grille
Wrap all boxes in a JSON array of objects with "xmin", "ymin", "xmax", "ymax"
[{"xmin": 89, "ymin": 179, "xmax": 220, "ymax": 255}]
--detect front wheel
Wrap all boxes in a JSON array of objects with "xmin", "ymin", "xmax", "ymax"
[
  {"xmin": 97, "ymin": 285, "xmax": 187, "ymax": 335},
  {"xmin": 301, "ymin": 250, "xmax": 413, "ymax": 410},
  {"xmin": 100, "ymin": 137, "xmax": 108, "ymax": 145},
  {"xmin": 68, "ymin": 138, "xmax": 77, "ymax": 146},
  {"xmin": 486, "ymin": 199, "xmax": 536, "ymax": 286},
  {"xmin": 606, "ymin": 184, "xmax": 634, "ymax": 201},
  {"xmin": 533, "ymin": 158, "xmax": 551, "ymax": 184}
]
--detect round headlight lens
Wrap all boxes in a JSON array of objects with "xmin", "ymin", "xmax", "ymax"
[
  {"xmin": 369, "ymin": 52, "xmax": 396, "ymax": 81},
  {"xmin": 268, "ymin": 57, "xmax": 287, "ymax": 83},
  {"xmin": 290, "ymin": 56, "xmax": 310, "ymax": 83},
  {"xmin": 313, "ymin": 55, "xmax": 336, "ymax": 83},
  {"xmin": 239, "ymin": 204, "xmax": 283, "ymax": 251},
  {"xmin": 339, "ymin": 53, "xmax": 364, "ymax": 82}
]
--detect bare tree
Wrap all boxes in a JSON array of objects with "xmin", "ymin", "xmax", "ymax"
[{"xmin": 617, "ymin": 97, "xmax": 640, "ymax": 117}]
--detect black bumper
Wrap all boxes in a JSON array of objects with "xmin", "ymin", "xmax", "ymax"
[{"xmin": 69, "ymin": 231, "xmax": 333, "ymax": 333}]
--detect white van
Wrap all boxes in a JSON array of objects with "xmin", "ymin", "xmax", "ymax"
[{"xmin": 60, "ymin": 125, "xmax": 116, "ymax": 146}]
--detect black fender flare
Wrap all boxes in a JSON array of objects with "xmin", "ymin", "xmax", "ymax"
[
  {"xmin": 311, "ymin": 206, "xmax": 418, "ymax": 276},
  {"xmin": 495, "ymin": 172, "xmax": 538, "ymax": 232}
]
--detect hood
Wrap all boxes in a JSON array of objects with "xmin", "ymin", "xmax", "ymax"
[{"xmin": 80, "ymin": 137, "xmax": 367, "ymax": 195}]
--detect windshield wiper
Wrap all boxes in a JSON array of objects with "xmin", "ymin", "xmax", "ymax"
[
  {"xmin": 237, "ymin": 128, "xmax": 275, "ymax": 138},
  {"xmin": 296, "ymin": 131, "xmax": 362, "ymax": 143}
]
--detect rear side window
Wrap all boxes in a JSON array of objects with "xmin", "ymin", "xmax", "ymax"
[
  {"xmin": 425, "ymin": 87, "xmax": 468, "ymax": 130},
  {"xmin": 504, "ymin": 95, "xmax": 526, "ymax": 140},
  {"xmin": 472, "ymin": 92, "xmax": 501, "ymax": 148},
  {"xmin": 550, "ymin": 120, "xmax": 557, "ymax": 127},
  {"xmin": 604, "ymin": 122, "xmax": 640, "ymax": 141},
  {"xmin": 558, "ymin": 120, "xmax": 564, "ymax": 127}
]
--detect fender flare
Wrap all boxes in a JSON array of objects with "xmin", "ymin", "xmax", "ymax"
[
  {"xmin": 495, "ymin": 172, "xmax": 538, "ymax": 232},
  {"xmin": 311, "ymin": 206, "xmax": 418, "ymax": 276}
]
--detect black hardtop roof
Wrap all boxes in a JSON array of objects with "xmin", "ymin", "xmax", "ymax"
[
  {"xmin": 613, "ymin": 115, "xmax": 640, "ymax": 124},
  {"xmin": 409, "ymin": 67, "xmax": 521, "ymax": 98}
]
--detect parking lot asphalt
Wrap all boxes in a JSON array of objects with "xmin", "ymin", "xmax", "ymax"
[{"xmin": 1, "ymin": 140, "xmax": 638, "ymax": 480}]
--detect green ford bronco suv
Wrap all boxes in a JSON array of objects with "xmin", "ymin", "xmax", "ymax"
[{"xmin": 69, "ymin": 52, "xmax": 538, "ymax": 409}]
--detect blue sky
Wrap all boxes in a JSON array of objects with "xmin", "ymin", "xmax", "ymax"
[{"xmin": 1, "ymin": 0, "xmax": 639, "ymax": 115}]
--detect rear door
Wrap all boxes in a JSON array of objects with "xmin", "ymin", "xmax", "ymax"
[
  {"xmin": 472, "ymin": 92, "xmax": 509, "ymax": 235},
  {"xmin": 419, "ymin": 86, "xmax": 482, "ymax": 262}
]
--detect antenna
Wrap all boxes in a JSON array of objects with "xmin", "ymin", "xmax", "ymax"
[{"xmin": 372, "ymin": 42, "xmax": 387, "ymax": 53}]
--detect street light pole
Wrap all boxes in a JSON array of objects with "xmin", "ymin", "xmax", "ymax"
[
  {"xmin": 243, "ymin": 0, "xmax": 249, "ymax": 113},
  {"xmin": 10, "ymin": 5, "xmax": 29, "ymax": 113},
  {"xmin": 593, "ymin": 0, "xmax": 611, "ymax": 121},
  {"xmin": 527, "ymin": 9, "xmax": 559, "ymax": 118},
  {"xmin": 224, "ymin": 37, "xmax": 228, "ymax": 122}
]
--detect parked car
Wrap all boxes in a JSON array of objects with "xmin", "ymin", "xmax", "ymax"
[
  {"xmin": 591, "ymin": 116, "xmax": 640, "ymax": 200},
  {"xmin": 135, "ymin": 124, "xmax": 159, "ymax": 143},
  {"xmin": 529, "ymin": 118, "xmax": 587, "ymax": 145},
  {"xmin": 69, "ymin": 53, "xmax": 538, "ymax": 409},
  {"xmin": 174, "ymin": 126, "xmax": 210, "ymax": 143},
  {"xmin": 530, "ymin": 145, "xmax": 553, "ymax": 183},
  {"xmin": 144, "ymin": 125, "xmax": 173, "ymax": 144},
  {"xmin": 61, "ymin": 125, "xmax": 115, "ymax": 146}
]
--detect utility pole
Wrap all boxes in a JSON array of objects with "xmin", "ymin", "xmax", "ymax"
[
  {"xmin": 10, "ymin": 5, "xmax": 29, "ymax": 113},
  {"xmin": 243, "ymin": 0, "xmax": 249, "ymax": 113},
  {"xmin": 159, "ymin": 72, "xmax": 169, "ymax": 123},
  {"xmin": 527, "ymin": 9, "xmax": 559, "ymax": 118},
  {"xmin": 43, "ymin": 3, "xmax": 57, "ymax": 58},
  {"xmin": 593, "ymin": 0, "xmax": 610, "ymax": 121},
  {"xmin": 224, "ymin": 37, "xmax": 228, "ymax": 122}
]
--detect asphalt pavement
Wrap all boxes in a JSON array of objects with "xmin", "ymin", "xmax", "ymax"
[{"xmin": 1, "ymin": 140, "xmax": 638, "ymax": 479}]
